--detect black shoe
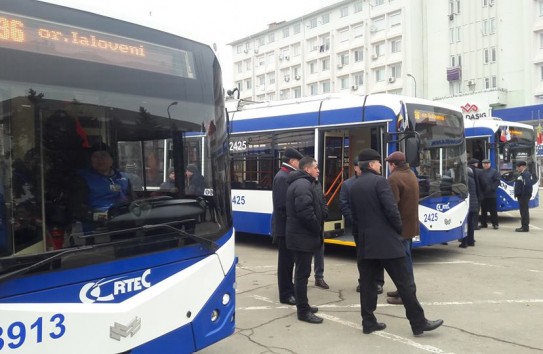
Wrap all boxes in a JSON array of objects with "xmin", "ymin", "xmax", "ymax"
[
  {"xmin": 363, "ymin": 322, "xmax": 386, "ymax": 334},
  {"xmin": 493, "ymin": 224, "xmax": 499, "ymax": 230},
  {"xmin": 459, "ymin": 243, "xmax": 467, "ymax": 248},
  {"xmin": 480, "ymin": 224, "xmax": 488, "ymax": 228},
  {"xmin": 310, "ymin": 306, "xmax": 318, "ymax": 313},
  {"xmin": 515, "ymin": 227, "xmax": 529, "ymax": 232},
  {"xmin": 280, "ymin": 295, "xmax": 296, "ymax": 305},
  {"xmin": 467, "ymin": 243, "xmax": 475, "ymax": 247},
  {"xmin": 386, "ymin": 290, "xmax": 399, "ymax": 297},
  {"xmin": 315, "ymin": 278, "xmax": 329, "ymax": 289},
  {"xmin": 297, "ymin": 312, "xmax": 323, "ymax": 324},
  {"xmin": 376, "ymin": 284, "xmax": 383, "ymax": 294},
  {"xmin": 474, "ymin": 226, "xmax": 481, "ymax": 230},
  {"xmin": 356, "ymin": 284, "xmax": 360, "ymax": 292},
  {"xmin": 413, "ymin": 319, "xmax": 444, "ymax": 336}
]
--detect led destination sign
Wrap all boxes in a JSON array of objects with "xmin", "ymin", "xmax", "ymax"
[{"xmin": 0, "ymin": 11, "xmax": 195, "ymax": 78}]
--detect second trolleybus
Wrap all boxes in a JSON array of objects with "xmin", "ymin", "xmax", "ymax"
[
  {"xmin": 228, "ymin": 93, "xmax": 469, "ymax": 247},
  {"xmin": 465, "ymin": 117, "xmax": 539, "ymax": 211}
]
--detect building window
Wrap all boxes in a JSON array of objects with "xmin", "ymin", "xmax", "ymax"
[
  {"xmin": 374, "ymin": 41, "xmax": 385, "ymax": 57},
  {"xmin": 268, "ymin": 33, "xmax": 275, "ymax": 43},
  {"xmin": 236, "ymin": 62, "xmax": 243, "ymax": 73},
  {"xmin": 244, "ymin": 59, "xmax": 252, "ymax": 71},
  {"xmin": 338, "ymin": 28, "xmax": 349, "ymax": 42},
  {"xmin": 245, "ymin": 79, "xmax": 252, "ymax": 90},
  {"xmin": 319, "ymin": 35, "xmax": 330, "ymax": 52},
  {"xmin": 293, "ymin": 23, "xmax": 301, "ymax": 34},
  {"xmin": 283, "ymin": 27, "xmax": 290, "ymax": 38},
  {"xmin": 280, "ymin": 89, "xmax": 289, "ymax": 100},
  {"xmin": 293, "ymin": 87, "xmax": 302, "ymax": 98},
  {"xmin": 389, "ymin": 11, "xmax": 401, "ymax": 27},
  {"xmin": 292, "ymin": 43, "xmax": 301, "ymax": 57},
  {"xmin": 390, "ymin": 38, "xmax": 402, "ymax": 53},
  {"xmin": 449, "ymin": 27, "xmax": 461, "ymax": 43},
  {"xmin": 339, "ymin": 76, "xmax": 350, "ymax": 89},
  {"xmin": 450, "ymin": 54, "xmax": 462, "ymax": 67},
  {"xmin": 322, "ymin": 13, "xmax": 330, "ymax": 24},
  {"xmin": 321, "ymin": 80, "xmax": 331, "ymax": 93},
  {"xmin": 309, "ymin": 83, "xmax": 318, "ymax": 96},
  {"xmin": 540, "ymin": 66, "xmax": 543, "ymax": 80},
  {"xmin": 353, "ymin": 71, "xmax": 364, "ymax": 86},
  {"xmin": 340, "ymin": 6, "xmax": 349, "ymax": 17},
  {"xmin": 267, "ymin": 93, "xmax": 275, "ymax": 101},
  {"xmin": 308, "ymin": 37, "xmax": 318, "ymax": 52},
  {"xmin": 539, "ymin": 0, "xmax": 543, "ymax": 17},
  {"xmin": 371, "ymin": 16, "xmax": 386, "ymax": 32},
  {"xmin": 353, "ymin": 23, "xmax": 364, "ymax": 38},
  {"xmin": 540, "ymin": 32, "xmax": 543, "ymax": 48},
  {"xmin": 257, "ymin": 37, "xmax": 265, "ymax": 47},
  {"xmin": 375, "ymin": 67, "xmax": 385, "ymax": 82},
  {"xmin": 375, "ymin": 0, "xmax": 385, "ymax": 5},
  {"xmin": 338, "ymin": 52, "xmax": 350, "ymax": 66},
  {"xmin": 267, "ymin": 72, "xmax": 275, "ymax": 85},
  {"xmin": 490, "ymin": 47, "xmax": 496, "ymax": 62},
  {"xmin": 353, "ymin": 47, "xmax": 364, "ymax": 62},
  {"xmin": 390, "ymin": 64, "xmax": 402, "ymax": 78},
  {"xmin": 309, "ymin": 18, "xmax": 318, "ymax": 29},
  {"xmin": 257, "ymin": 75, "xmax": 265, "ymax": 87},
  {"xmin": 309, "ymin": 61, "xmax": 317, "ymax": 74},
  {"xmin": 321, "ymin": 57, "xmax": 330, "ymax": 71},
  {"xmin": 257, "ymin": 55, "xmax": 265, "ymax": 67},
  {"xmin": 354, "ymin": 1, "xmax": 363, "ymax": 13},
  {"xmin": 293, "ymin": 66, "xmax": 301, "ymax": 79},
  {"xmin": 483, "ymin": 48, "xmax": 489, "ymax": 64}
]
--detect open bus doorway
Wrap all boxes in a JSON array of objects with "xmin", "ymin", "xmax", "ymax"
[{"xmin": 320, "ymin": 125, "xmax": 385, "ymax": 245}]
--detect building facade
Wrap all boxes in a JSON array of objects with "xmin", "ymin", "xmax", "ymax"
[{"xmin": 229, "ymin": 0, "xmax": 543, "ymax": 114}]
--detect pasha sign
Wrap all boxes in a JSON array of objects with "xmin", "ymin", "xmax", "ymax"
[{"xmin": 461, "ymin": 103, "xmax": 488, "ymax": 120}]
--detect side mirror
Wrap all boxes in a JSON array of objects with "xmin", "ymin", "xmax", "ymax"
[{"xmin": 405, "ymin": 134, "xmax": 419, "ymax": 167}]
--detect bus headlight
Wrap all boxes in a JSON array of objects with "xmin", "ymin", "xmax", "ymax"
[{"xmin": 222, "ymin": 293, "xmax": 231, "ymax": 305}]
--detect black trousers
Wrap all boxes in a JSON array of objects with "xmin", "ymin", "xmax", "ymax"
[
  {"xmin": 518, "ymin": 196, "xmax": 530, "ymax": 230},
  {"xmin": 481, "ymin": 197, "xmax": 498, "ymax": 226},
  {"xmin": 292, "ymin": 250, "xmax": 314, "ymax": 314},
  {"xmin": 358, "ymin": 257, "xmax": 426, "ymax": 331},
  {"xmin": 276, "ymin": 238, "xmax": 295, "ymax": 301}
]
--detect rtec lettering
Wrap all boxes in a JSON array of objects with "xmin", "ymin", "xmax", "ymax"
[{"xmin": 114, "ymin": 269, "xmax": 152, "ymax": 295}]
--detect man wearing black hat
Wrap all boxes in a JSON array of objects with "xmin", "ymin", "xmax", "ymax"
[
  {"xmin": 339, "ymin": 157, "xmax": 384, "ymax": 294},
  {"xmin": 514, "ymin": 161, "xmax": 533, "ymax": 232},
  {"xmin": 350, "ymin": 148, "xmax": 443, "ymax": 336},
  {"xmin": 272, "ymin": 147, "xmax": 304, "ymax": 305},
  {"xmin": 479, "ymin": 159, "xmax": 500, "ymax": 229}
]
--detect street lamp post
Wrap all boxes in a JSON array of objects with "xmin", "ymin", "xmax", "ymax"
[
  {"xmin": 167, "ymin": 101, "xmax": 178, "ymax": 119},
  {"xmin": 407, "ymin": 73, "xmax": 417, "ymax": 97}
]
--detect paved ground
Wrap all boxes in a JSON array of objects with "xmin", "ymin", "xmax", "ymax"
[{"xmin": 201, "ymin": 205, "xmax": 543, "ymax": 354}]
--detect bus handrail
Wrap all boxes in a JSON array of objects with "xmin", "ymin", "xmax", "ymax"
[{"xmin": 325, "ymin": 170, "xmax": 343, "ymax": 197}]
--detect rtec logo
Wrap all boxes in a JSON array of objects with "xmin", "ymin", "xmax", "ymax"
[
  {"xmin": 79, "ymin": 269, "xmax": 152, "ymax": 303},
  {"xmin": 436, "ymin": 203, "xmax": 451, "ymax": 212}
]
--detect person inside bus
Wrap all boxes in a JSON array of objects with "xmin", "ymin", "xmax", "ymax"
[
  {"xmin": 479, "ymin": 159, "xmax": 500, "ymax": 229},
  {"xmin": 185, "ymin": 164, "xmax": 205, "ymax": 196},
  {"xmin": 69, "ymin": 143, "xmax": 133, "ymax": 243},
  {"xmin": 160, "ymin": 167, "xmax": 178, "ymax": 193}
]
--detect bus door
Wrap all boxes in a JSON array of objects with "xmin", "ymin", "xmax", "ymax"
[
  {"xmin": 466, "ymin": 137, "xmax": 488, "ymax": 168},
  {"xmin": 322, "ymin": 132, "xmax": 345, "ymax": 237}
]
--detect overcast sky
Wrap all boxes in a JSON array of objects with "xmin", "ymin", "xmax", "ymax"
[{"xmin": 40, "ymin": 0, "xmax": 341, "ymax": 88}]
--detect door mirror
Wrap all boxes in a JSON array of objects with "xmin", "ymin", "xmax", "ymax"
[{"xmin": 405, "ymin": 134, "xmax": 419, "ymax": 167}]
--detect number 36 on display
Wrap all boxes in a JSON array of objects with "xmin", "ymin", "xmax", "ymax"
[{"xmin": 0, "ymin": 314, "xmax": 66, "ymax": 350}]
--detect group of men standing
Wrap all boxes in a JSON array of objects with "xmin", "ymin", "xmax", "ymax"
[{"xmin": 272, "ymin": 147, "xmax": 443, "ymax": 336}]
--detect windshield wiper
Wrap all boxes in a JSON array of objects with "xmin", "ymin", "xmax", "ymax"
[{"xmin": 0, "ymin": 245, "xmax": 95, "ymax": 283}]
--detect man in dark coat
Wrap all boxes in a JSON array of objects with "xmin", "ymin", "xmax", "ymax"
[
  {"xmin": 479, "ymin": 159, "xmax": 500, "ymax": 229},
  {"xmin": 460, "ymin": 166, "xmax": 479, "ymax": 247},
  {"xmin": 514, "ymin": 161, "xmax": 533, "ymax": 232},
  {"xmin": 272, "ymin": 147, "xmax": 303, "ymax": 305},
  {"xmin": 350, "ymin": 148, "xmax": 443, "ymax": 336},
  {"xmin": 339, "ymin": 158, "xmax": 384, "ymax": 294},
  {"xmin": 468, "ymin": 158, "xmax": 484, "ymax": 230},
  {"xmin": 286, "ymin": 156, "xmax": 326, "ymax": 324},
  {"xmin": 384, "ymin": 151, "xmax": 419, "ymax": 305}
]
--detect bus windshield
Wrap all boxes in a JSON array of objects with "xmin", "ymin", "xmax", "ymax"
[
  {"xmin": 0, "ymin": 6, "xmax": 230, "ymax": 275},
  {"xmin": 495, "ymin": 125, "xmax": 537, "ymax": 179},
  {"xmin": 408, "ymin": 104, "xmax": 468, "ymax": 199}
]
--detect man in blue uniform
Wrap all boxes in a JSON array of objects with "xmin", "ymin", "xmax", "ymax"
[{"xmin": 514, "ymin": 161, "xmax": 533, "ymax": 232}]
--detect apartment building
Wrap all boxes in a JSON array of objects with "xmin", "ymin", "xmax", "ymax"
[{"xmin": 229, "ymin": 0, "xmax": 543, "ymax": 117}]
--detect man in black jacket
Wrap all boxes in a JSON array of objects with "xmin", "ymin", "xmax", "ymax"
[
  {"xmin": 272, "ymin": 147, "xmax": 303, "ymax": 305},
  {"xmin": 350, "ymin": 148, "xmax": 443, "ymax": 336},
  {"xmin": 286, "ymin": 156, "xmax": 326, "ymax": 324},
  {"xmin": 514, "ymin": 160, "xmax": 533, "ymax": 232},
  {"xmin": 479, "ymin": 159, "xmax": 500, "ymax": 229}
]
